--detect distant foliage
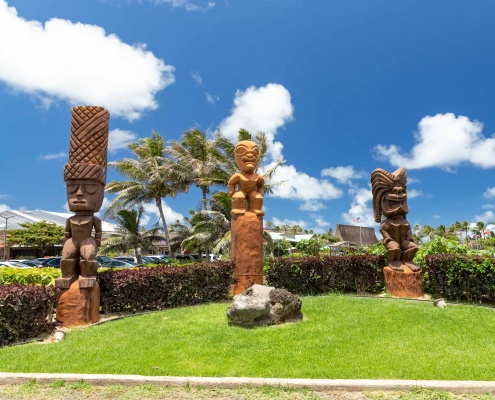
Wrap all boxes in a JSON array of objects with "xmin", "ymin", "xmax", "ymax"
[
  {"xmin": 0, "ymin": 267, "xmax": 60, "ymax": 286},
  {"xmin": 426, "ymin": 254, "xmax": 495, "ymax": 304},
  {"xmin": 98, "ymin": 262, "xmax": 234, "ymax": 313},
  {"xmin": 265, "ymin": 255, "xmax": 386, "ymax": 295},
  {"xmin": 7, "ymin": 221, "xmax": 64, "ymax": 256},
  {"xmin": 0, "ymin": 284, "xmax": 57, "ymax": 346}
]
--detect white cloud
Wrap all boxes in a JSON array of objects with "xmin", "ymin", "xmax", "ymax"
[
  {"xmin": 142, "ymin": 202, "xmax": 184, "ymax": 227},
  {"xmin": 0, "ymin": 204, "xmax": 9, "ymax": 212},
  {"xmin": 191, "ymin": 71, "xmax": 202, "ymax": 85},
  {"xmin": 218, "ymin": 83, "xmax": 293, "ymax": 161},
  {"xmin": 0, "ymin": 1, "xmax": 174, "ymax": 120},
  {"xmin": 321, "ymin": 165, "xmax": 365, "ymax": 184},
  {"xmin": 299, "ymin": 200, "xmax": 326, "ymax": 212},
  {"xmin": 373, "ymin": 113, "xmax": 495, "ymax": 170},
  {"xmin": 408, "ymin": 189, "xmax": 422, "ymax": 199},
  {"xmin": 108, "ymin": 129, "xmax": 138, "ymax": 153},
  {"xmin": 482, "ymin": 204, "xmax": 495, "ymax": 209},
  {"xmin": 38, "ymin": 152, "xmax": 66, "ymax": 161},
  {"xmin": 156, "ymin": 0, "xmax": 215, "ymax": 12},
  {"xmin": 270, "ymin": 165, "xmax": 342, "ymax": 201},
  {"xmin": 433, "ymin": 214, "xmax": 441, "ymax": 219},
  {"xmin": 484, "ymin": 187, "xmax": 495, "ymax": 198},
  {"xmin": 311, "ymin": 214, "xmax": 330, "ymax": 227},
  {"xmin": 205, "ymin": 92, "xmax": 219, "ymax": 105},
  {"xmin": 0, "ymin": 194, "xmax": 8, "ymax": 199},
  {"xmin": 341, "ymin": 187, "xmax": 376, "ymax": 227},
  {"xmin": 272, "ymin": 217, "xmax": 307, "ymax": 229},
  {"xmin": 473, "ymin": 211, "xmax": 495, "ymax": 224}
]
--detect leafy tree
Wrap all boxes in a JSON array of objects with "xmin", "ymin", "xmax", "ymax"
[
  {"xmin": 105, "ymin": 131, "xmax": 187, "ymax": 258},
  {"xmin": 296, "ymin": 237, "xmax": 326, "ymax": 256},
  {"xmin": 273, "ymin": 238, "xmax": 292, "ymax": 257},
  {"xmin": 100, "ymin": 208, "xmax": 161, "ymax": 263},
  {"xmin": 7, "ymin": 221, "xmax": 64, "ymax": 256}
]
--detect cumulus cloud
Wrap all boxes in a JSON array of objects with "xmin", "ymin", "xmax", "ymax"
[
  {"xmin": 0, "ymin": 203, "xmax": 9, "ymax": 212},
  {"xmin": 218, "ymin": 83, "xmax": 293, "ymax": 161},
  {"xmin": 408, "ymin": 189, "xmax": 422, "ymax": 199},
  {"xmin": 433, "ymin": 214, "xmax": 441, "ymax": 219},
  {"xmin": 473, "ymin": 211, "xmax": 495, "ymax": 224},
  {"xmin": 321, "ymin": 165, "xmax": 365, "ymax": 184},
  {"xmin": 310, "ymin": 214, "xmax": 330, "ymax": 227},
  {"xmin": 299, "ymin": 200, "xmax": 326, "ymax": 212},
  {"xmin": 270, "ymin": 165, "xmax": 342, "ymax": 201},
  {"xmin": 142, "ymin": 202, "xmax": 184, "ymax": 227},
  {"xmin": 108, "ymin": 129, "xmax": 138, "ymax": 153},
  {"xmin": 341, "ymin": 186, "xmax": 376, "ymax": 227},
  {"xmin": 484, "ymin": 187, "xmax": 495, "ymax": 198},
  {"xmin": 205, "ymin": 92, "xmax": 219, "ymax": 105},
  {"xmin": 0, "ymin": 1, "xmax": 174, "ymax": 120},
  {"xmin": 272, "ymin": 217, "xmax": 307, "ymax": 230},
  {"xmin": 38, "ymin": 152, "xmax": 66, "ymax": 161},
  {"xmin": 373, "ymin": 113, "xmax": 495, "ymax": 170}
]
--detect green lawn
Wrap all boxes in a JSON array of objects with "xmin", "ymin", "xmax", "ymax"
[{"xmin": 1, "ymin": 295, "xmax": 495, "ymax": 380}]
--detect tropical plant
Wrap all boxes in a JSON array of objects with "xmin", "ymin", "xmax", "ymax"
[
  {"xmin": 100, "ymin": 208, "xmax": 162, "ymax": 263},
  {"xmin": 105, "ymin": 131, "xmax": 187, "ymax": 258},
  {"xmin": 7, "ymin": 221, "xmax": 64, "ymax": 257},
  {"xmin": 168, "ymin": 129, "xmax": 225, "ymax": 211}
]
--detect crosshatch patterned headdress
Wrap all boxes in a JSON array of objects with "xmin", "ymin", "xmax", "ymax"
[
  {"xmin": 63, "ymin": 106, "xmax": 109, "ymax": 185},
  {"xmin": 371, "ymin": 167, "xmax": 407, "ymax": 223}
]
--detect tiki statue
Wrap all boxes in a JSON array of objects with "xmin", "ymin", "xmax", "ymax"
[
  {"xmin": 371, "ymin": 167, "xmax": 420, "ymax": 272},
  {"xmin": 55, "ymin": 106, "xmax": 110, "ymax": 289},
  {"xmin": 228, "ymin": 140, "xmax": 264, "ymax": 216}
]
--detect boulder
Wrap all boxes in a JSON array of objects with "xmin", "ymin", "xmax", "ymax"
[{"xmin": 226, "ymin": 284, "xmax": 303, "ymax": 328}]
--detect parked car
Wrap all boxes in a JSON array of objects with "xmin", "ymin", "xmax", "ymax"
[
  {"xmin": 7, "ymin": 259, "xmax": 38, "ymax": 267},
  {"xmin": 95, "ymin": 255, "xmax": 113, "ymax": 266},
  {"xmin": 0, "ymin": 261, "xmax": 33, "ymax": 268},
  {"xmin": 113, "ymin": 256, "xmax": 137, "ymax": 263},
  {"xmin": 104, "ymin": 259, "xmax": 142, "ymax": 268},
  {"xmin": 201, "ymin": 254, "xmax": 218, "ymax": 262},
  {"xmin": 142, "ymin": 255, "xmax": 171, "ymax": 264},
  {"xmin": 37, "ymin": 257, "xmax": 62, "ymax": 268}
]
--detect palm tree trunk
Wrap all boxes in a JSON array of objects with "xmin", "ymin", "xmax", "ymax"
[
  {"xmin": 156, "ymin": 197, "xmax": 174, "ymax": 259},
  {"xmin": 202, "ymin": 186, "xmax": 208, "ymax": 211}
]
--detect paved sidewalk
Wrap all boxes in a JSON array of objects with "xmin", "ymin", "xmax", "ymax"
[{"xmin": 1, "ymin": 373, "xmax": 495, "ymax": 394}]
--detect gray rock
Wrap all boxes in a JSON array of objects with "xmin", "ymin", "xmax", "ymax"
[{"xmin": 226, "ymin": 284, "xmax": 303, "ymax": 328}]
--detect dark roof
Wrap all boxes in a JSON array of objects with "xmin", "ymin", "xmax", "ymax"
[{"xmin": 335, "ymin": 224, "xmax": 379, "ymax": 246}]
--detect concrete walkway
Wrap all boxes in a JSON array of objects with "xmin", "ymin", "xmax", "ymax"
[{"xmin": 1, "ymin": 373, "xmax": 495, "ymax": 394}]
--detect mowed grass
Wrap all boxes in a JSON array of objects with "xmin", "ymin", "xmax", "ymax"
[{"xmin": 1, "ymin": 295, "xmax": 495, "ymax": 380}]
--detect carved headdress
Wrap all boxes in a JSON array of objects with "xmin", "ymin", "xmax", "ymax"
[
  {"xmin": 63, "ymin": 106, "xmax": 109, "ymax": 184},
  {"xmin": 371, "ymin": 167, "xmax": 407, "ymax": 223}
]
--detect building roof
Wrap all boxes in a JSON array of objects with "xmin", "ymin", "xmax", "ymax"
[
  {"xmin": 267, "ymin": 232, "xmax": 315, "ymax": 244},
  {"xmin": 0, "ymin": 209, "xmax": 118, "ymax": 233},
  {"xmin": 335, "ymin": 224, "xmax": 379, "ymax": 246}
]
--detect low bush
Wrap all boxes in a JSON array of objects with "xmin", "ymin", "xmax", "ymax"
[
  {"xmin": 0, "ymin": 284, "xmax": 57, "ymax": 346},
  {"xmin": 0, "ymin": 267, "xmax": 60, "ymax": 286},
  {"xmin": 265, "ymin": 255, "xmax": 386, "ymax": 295},
  {"xmin": 98, "ymin": 262, "xmax": 234, "ymax": 313},
  {"xmin": 426, "ymin": 254, "xmax": 495, "ymax": 304}
]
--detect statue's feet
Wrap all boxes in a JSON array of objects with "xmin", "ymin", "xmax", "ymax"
[
  {"xmin": 405, "ymin": 262, "xmax": 421, "ymax": 272},
  {"xmin": 79, "ymin": 276, "xmax": 97, "ymax": 289},
  {"xmin": 55, "ymin": 274, "xmax": 78, "ymax": 289},
  {"xmin": 389, "ymin": 260, "xmax": 404, "ymax": 272},
  {"xmin": 231, "ymin": 209, "xmax": 246, "ymax": 216},
  {"xmin": 253, "ymin": 209, "xmax": 265, "ymax": 216}
]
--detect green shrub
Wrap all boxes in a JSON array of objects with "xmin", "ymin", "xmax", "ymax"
[
  {"xmin": 265, "ymin": 255, "xmax": 386, "ymax": 295},
  {"xmin": 98, "ymin": 262, "xmax": 234, "ymax": 313},
  {"xmin": 0, "ymin": 267, "xmax": 60, "ymax": 286},
  {"xmin": 426, "ymin": 254, "xmax": 495, "ymax": 304},
  {"xmin": 0, "ymin": 284, "xmax": 57, "ymax": 346}
]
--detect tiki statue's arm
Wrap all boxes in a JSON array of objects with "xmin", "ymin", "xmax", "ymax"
[{"xmin": 93, "ymin": 216, "xmax": 102, "ymax": 247}]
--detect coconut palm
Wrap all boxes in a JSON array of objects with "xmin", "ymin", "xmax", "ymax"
[
  {"xmin": 100, "ymin": 208, "xmax": 162, "ymax": 263},
  {"xmin": 168, "ymin": 129, "xmax": 225, "ymax": 211},
  {"xmin": 105, "ymin": 131, "xmax": 186, "ymax": 258}
]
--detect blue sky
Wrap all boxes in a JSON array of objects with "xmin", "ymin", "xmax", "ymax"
[{"xmin": 1, "ymin": 0, "xmax": 495, "ymax": 234}]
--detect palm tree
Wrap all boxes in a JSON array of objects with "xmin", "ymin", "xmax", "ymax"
[
  {"xmin": 100, "ymin": 208, "xmax": 162, "ymax": 263},
  {"xmin": 105, "ymin": 131, "xmax": 186, "ymax": 258},
  {"xmin": 168, "ymin": 129, "xmax": 225, "ymax": 211}
]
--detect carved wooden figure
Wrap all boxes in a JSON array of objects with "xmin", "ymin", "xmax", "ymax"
[
  {"xmin": 229, "ymin": 140, "xmax": 264, "ymax": 294},
  {"xmin": 55, "ymin": 106, "xmax": 109, "ymax": 290},
  {"xmin": 371, "ymin": 167, "xmax": 423, "ymax": 297},
  {"xmin": 228, "ymin": 140, "xmax": 264, "ymax": 216}
]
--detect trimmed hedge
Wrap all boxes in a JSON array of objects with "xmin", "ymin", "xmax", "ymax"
[
  {"xmin": 0, "ymin": 284, "xmax": 57, "ymax": 346},
  {"xmin": 0, "ymin": 267, "xmax": 60, "ymax": 286},
  {"xmin": 265, "ymin": 255, "xmax": 386, "ymax": 295},
  {"xmin": 98, "ymin": 262, "xmax": 234, "ymax": 313},
  {"xmin": 426, "ymin": 254, "xmax": 495, "ymax": 304}
]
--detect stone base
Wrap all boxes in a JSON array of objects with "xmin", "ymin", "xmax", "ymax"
[
  {"xmin": 226, "ymin": 284, "xmax": 303, "ymax": 328},
  {"xmin": 231, "ymin": 212, "xmax": 264, "ymax": 295},
  {"xmin": 56, "ymin": 279, "xmax": 100, "ymax": 327},
  {"xmin": 383, "ymin": 265, "xmax": 423, "ymax": 298}
]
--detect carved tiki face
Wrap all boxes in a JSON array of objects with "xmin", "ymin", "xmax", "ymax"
[
  {"xmin": 234, "ymin": 140, "xmax": 259, "ymax": 174},
  {"xmin": 66, "ymin": 179, "xmax": 105, "ymax": 212},
  {"xmin": 381, "ymin": 183, "xmax": 409, "ymax": 217}
]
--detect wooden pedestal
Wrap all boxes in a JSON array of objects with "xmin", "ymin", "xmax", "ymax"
[
  {"xmin": 56, "ymin": 279, "xmax": 100, "ymax": 326},
  {"xmin": 383, "ymin": 265, "xmax": 423, "ymax": 298}
]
